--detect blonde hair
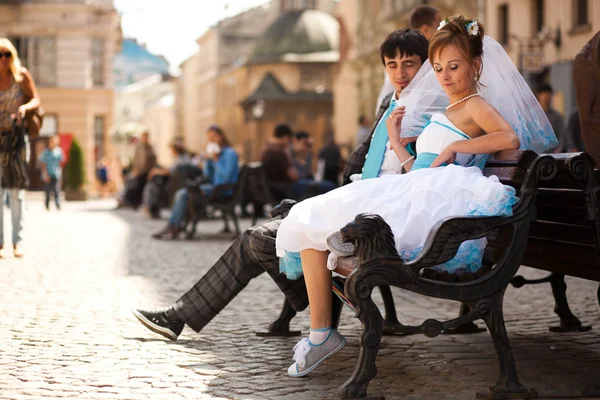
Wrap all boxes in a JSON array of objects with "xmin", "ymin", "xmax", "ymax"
[{"xmin": 0, "ymin": 38, "xmax": 23, "ymax": 83}]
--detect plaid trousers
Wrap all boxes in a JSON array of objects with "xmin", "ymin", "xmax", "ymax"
[{"xmin": 173, "ymin": 217, "xmax": 309, "ymax": 332}]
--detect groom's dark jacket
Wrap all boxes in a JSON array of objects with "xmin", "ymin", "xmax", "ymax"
[{"xmin": 342, "ymin": 92, "xmax": 394, "ymax": 185}]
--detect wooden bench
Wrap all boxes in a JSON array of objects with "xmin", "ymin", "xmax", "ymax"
[
  {"xmin": 259, "ymin": 151, "xmax": 599, "ymax": 398},
  {"xmin": 507, "ymin": 152, "xmax": 600, "ymax": 330},
  {"xmin": 335, "ymin": 150, "xmax": 555, "ymax": 399},
  {"xmin": 183, "ymin": 164, "xmax": 253, "ymax": 237}
]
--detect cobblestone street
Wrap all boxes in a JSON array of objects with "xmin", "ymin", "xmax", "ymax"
[{"xmin": 1, "ymin": 198, "xmax": 600, "ymax": 400}]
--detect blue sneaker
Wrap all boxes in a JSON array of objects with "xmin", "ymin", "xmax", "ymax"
[{"xmin": 287, "ymin": 329, "xmax": 347, "ymax": 377}]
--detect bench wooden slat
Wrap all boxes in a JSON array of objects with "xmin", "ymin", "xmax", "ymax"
[
  {"xmin": 536, "ymin": 205, "xmax": 590, "ymax": 226},
  {"xmin": 482, "ymin": 167, "xmax": 524, "ymax": 187},
  {"xmin": 530, "ymin": 221, "xmax": 595, "ymax": 246},
  {"xmin": 521, "ymin": 241, "xmax": 600, "ymax": 281},
  {"xmin": 485, "ymin": 150, "xmax": 538, "ymax": 168},
  {"xmin": 536, "ymin": 188, "xmax": 587, "ymax": 208}
]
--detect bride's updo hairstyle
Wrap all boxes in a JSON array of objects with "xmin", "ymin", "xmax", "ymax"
[{"xmin": 428, "ymin": 15, "xmax": 484, "ymax": 79}]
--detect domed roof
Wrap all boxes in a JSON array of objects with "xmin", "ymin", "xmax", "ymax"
[{"xmin": 251, "ymin": 9, "xmax": 339, "ymax": 63}]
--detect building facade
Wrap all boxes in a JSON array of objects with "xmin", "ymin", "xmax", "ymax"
[
  {"xmin": 176, "ymin": 0, "xmax": 338, "ymax": 162},
  {"xmin": 0, "ymin": 0, "xmax": 122, "ymax": 189},
  {"xmin": 114, "ymin": 74, "xmax": 175, "ymax": 167},
  {"xmin": 485, "ymin": 0, "xmax": 599, "ymax": 117}
]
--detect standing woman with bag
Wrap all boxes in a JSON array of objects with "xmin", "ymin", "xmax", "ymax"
[{"xmin": 0, "ymin": 38, "xmax": 41, "ymax": 258}]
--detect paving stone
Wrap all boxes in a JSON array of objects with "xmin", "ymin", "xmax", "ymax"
[{"xmin": 0, "ymin": 199, "xmax": 599, "ymax": 399}]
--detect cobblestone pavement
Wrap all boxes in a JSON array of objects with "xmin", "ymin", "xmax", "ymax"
[{"xmin": 1, "ymin": 198, "xmax": 599, "ymax": 400}]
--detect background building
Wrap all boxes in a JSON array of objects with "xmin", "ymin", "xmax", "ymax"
[
  {"xmin": 113, "ymin": 38, "xmax": 169, "ymax": 91},
  {"xmin": 485, "ymin": 0, "xmax": 599, "ymax": 117},
  {"xmin": 114, "ymin": 73, "xmax": 175, "ymax": 167},
  {"xmin": 176, "ymin": 0, "xmax": 338, "ymax": 162},
  {"xmin": 0, "ymin": 0, "xmax": 122, "ymax": 189}
]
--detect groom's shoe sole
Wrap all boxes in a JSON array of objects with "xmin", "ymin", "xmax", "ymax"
[{"xmin": 131, "ymin": 310, "xmax": 178, "ymax": 341}]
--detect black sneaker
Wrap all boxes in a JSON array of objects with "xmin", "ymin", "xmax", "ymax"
[{"xmin": 132, "ymin": 307, "xmax": 185, "ymax": 340}]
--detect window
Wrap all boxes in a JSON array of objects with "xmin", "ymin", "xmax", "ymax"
[
  {"xmin": 91, "ymin": 38, "xmax": 105, "ymax": 86},
  {"xmin": 535, "ymin": 0, "xmax": 544, "ymax": 34},
  {"xmin": 39, "ymin": 114, "xmax": 58, "ymax": 137},
  {"xmin": 94, "ymin": 116, "xmax": 105, "ymax": 160},
  {"xmin": 10, "ymin": 36, "xmax": 57, "ymax": 87},
  {"xmin": 498, "ymin": 4, "xmax": 509, "ymax": 45},
  {"xmin": 573, "ymin": 0, "xmax": 589, "ymax": 27}
]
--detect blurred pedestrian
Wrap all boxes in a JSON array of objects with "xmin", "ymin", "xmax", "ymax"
[
  {"xmin": 563, "ymin": 110, "xmax": 585, "ymax": 152},
  {"xmin": 96, "ymin": 156, "xmax": 110, "ymax": 198},
  {"xmin": 40, "ymin": 135, "xmax": 65, "ymax": 211},
  {"xmin": 408, "ymin": 5, "xmax": 442, "ymax": 41},
  {"xmin": 118, "ymin": 131, "xmax": 156, "ymax": 208},
  {"xmin": 0, "ymin": 38, "xmax": 41, "ymax": 258},
  {"xmin": 536, "ymin": 83, "xmax": 564, "ymax": 152},
  {"xmin": 355, "ymin": 115, "xmax": 370, "ymax": 147}
]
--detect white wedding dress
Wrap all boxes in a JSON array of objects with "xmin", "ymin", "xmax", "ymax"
[{"xmin": 276, "ymin": 114, "xmax": 518, "ymax": 275}]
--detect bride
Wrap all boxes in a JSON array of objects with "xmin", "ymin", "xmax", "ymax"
[{"xmin": 275, "ymin": 16, "xmax": 557, "ymax": 378}]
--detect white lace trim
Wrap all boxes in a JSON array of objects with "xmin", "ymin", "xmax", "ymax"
[{"xmin": 292, "ymin": 338, "xmax": 311, "ymax": 368}]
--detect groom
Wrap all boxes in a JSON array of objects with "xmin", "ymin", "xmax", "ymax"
[{"xmin": 132, "ymin": 29, "xmax": 430, "ymax": 340}]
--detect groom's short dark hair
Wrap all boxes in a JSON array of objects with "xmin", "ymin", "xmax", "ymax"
[{"xmin": 380, "ymin": 29, "xmax": 428, "ymax": 66}]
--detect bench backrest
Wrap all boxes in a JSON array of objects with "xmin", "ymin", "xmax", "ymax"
[{"xmin": 483, "ymin": 151, "xmax": 600, "ymax": 281}]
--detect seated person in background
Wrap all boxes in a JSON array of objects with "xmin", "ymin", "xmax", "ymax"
[
  {"xmin": 261, "ymin": 124, "xmax": 336, "ymax": 201},
  {"xmin": 152, "ymin": 125, "xmax": 239, "ymax": 240},
  {"xmin": 290, "ymin": 131, "xmax": 314, "ymax": 180},
  {"xmin": 142, "ymin": 137, "xmax": 192, "ymax": 216},
  {"xmin": 316, "ymin": 133, "xmax": 342, "ymax": 186},
  {"xmin": 260, "ymin": 123, "xmax": 297, "ymax": 200}
]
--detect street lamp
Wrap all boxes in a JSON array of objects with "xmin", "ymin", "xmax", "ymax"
[
  {"xmin": 252, "ymin": 99, "xmax": 265, "ymax": 119},
  {"xmin": 251, "ymin": 99, "xmax": 265, "ymax": 162}
]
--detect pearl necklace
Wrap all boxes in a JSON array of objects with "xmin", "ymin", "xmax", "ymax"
[{"xmin": 446, "ymin": 93, "xmax": 480, "ymax": 110}]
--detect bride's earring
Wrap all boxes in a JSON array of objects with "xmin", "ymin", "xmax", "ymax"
[{"xmin": 473, "ymin": 73, "xmax": 479, "ymax": 82}]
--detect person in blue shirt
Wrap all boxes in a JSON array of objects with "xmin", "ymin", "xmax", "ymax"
[
  {"xmin": 152, "ymin": 125, "xmax": 239, "ymax": 240},
  {"xmin": 40, "ymin": 135, "xmax": 65, "ymax": 211}
]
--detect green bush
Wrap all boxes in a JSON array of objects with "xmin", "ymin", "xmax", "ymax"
[{"xmin": 64, "ymin": 139, "xmax": 85, "ymax": 191}]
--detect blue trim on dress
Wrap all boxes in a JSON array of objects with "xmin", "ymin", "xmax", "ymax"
[
  {"xmin": 432, "ymin": 121, "xmax": 471, "ymax": 139},
  {"xmin": 411, "ymin": 152, "xmax": 461, "ymax": 170}
]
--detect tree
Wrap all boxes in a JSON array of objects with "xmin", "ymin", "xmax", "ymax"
[{"xmin": 64, "ymin": 139, "xmax": 85, "ymax": 191}]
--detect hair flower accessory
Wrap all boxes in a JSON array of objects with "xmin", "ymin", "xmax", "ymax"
[
  {"xmin": 466, "ymin": 20, "xmax": 479, "ymax": 36},
  {"xmin": 438, "ymin": 18, "xmax": 448, "ymax": 31}
]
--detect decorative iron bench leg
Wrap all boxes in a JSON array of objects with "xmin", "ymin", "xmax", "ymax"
[
  {"xmin": 548, "ymin": 273, "xmax": 591, "ymax": 332},
  {"xmin": 512, "ymin": 273, "xmax": 590, "ymax": 332},
  {"xmin": 379, "ymin": 285, "xmax": 420, "ymax": 336},
  {"xmin": 338, "ymin": 272, "xmax": 384, "ymax": 400},
  {"xmin": 255, "ymin": 298, "xmax": 301, "ymax": 337},
  {"xmin": 475, "ymin": 292, "xmax": 538, "ymax": 400},
  {"xmin": 444, "ymin": 303, "xmax": 487, "ymax": 335}
]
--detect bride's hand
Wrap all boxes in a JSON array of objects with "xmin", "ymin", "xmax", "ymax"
[
  {"xmin": 385, "ymin": 107, "xmax": 405, "ymax": 143},
  {"xmin": 430, "ymin": 145, "xmax": 457, "ymax": 168}
]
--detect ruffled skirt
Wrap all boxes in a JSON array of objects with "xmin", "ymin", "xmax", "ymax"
[{"xmin": 276, "ymin": 165, "xmax": 518, "ymax": 276}]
